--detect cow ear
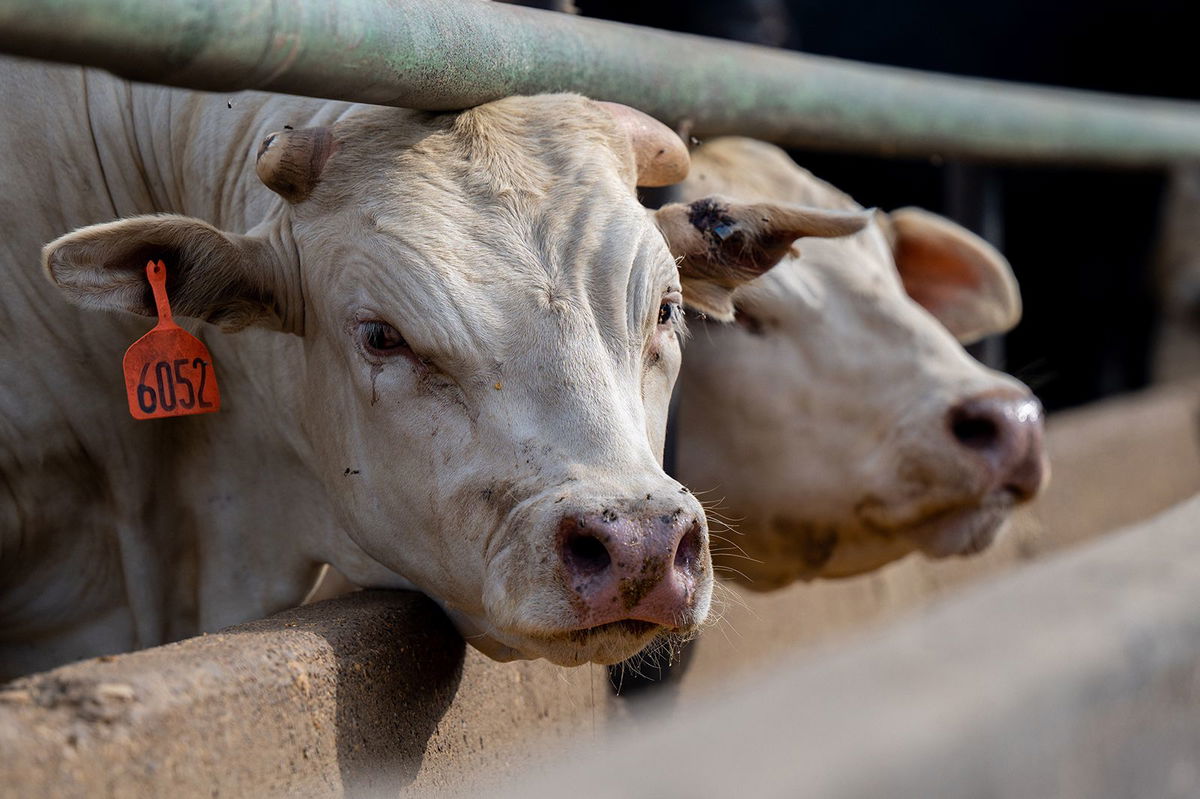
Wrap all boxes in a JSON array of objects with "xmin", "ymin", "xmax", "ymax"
[
  {"xmin": 42, "ymin": 214, "xmax": 300, "ymax": 334},
  {"xmin": 888, "ymin": 207, "xmax": 1021, "ymax": 344},
  {"xmin": 655, "ymin": 196, "xmax": 870, "ymax": 321}
]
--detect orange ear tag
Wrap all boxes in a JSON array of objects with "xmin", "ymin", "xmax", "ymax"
[{"xmin": 122, "ymin": 260, "xmax": 221, "ymax": 420}]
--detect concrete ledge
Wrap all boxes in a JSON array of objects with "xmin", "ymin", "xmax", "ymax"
[
  {"xmin": 0, "ymin": 592, "xmax": 466, "ymax": 798},
  {"xmin": 0, "ymin": 592, "xmax": 618, "ymax": 799},
  {"xmin": 514, "ymin": 494, "xmax": 1200, "ymax": 799}
]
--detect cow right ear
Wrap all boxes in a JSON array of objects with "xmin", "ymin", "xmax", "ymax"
[
  {"xmin": 887, "ymin": 208, "xmax": 1020, "ymax": 344},
  {"xmin": 655, "ymin": 196, "xmax": 870, "ymax": 321},
  {"xmin": 42, "ymin": 214, "xmax": 301, "ymax": 334}
]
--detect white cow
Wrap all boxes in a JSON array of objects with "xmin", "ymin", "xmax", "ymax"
[
  {"xmin": 669, "ymin": 138, "xmax": 1048, "ymax": 589},
  {"xmin": 0, "ymin": 60, "xmax": 867, "ymax": 676}
]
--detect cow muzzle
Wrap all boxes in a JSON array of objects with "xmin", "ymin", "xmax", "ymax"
[
  {"xmin": 946, "ymin": 390, "xmax": 1049, "ymax": 501},
  {"xmin": 557, "ymin": 504, "xmax": 707, "ymax": 630}
]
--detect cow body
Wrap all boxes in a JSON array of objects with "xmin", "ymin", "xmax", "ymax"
[
  {"xmin": 673, "ymin": 138, "xmax": 1047, "ymax": 589},
  {"xmin": 0, "ymin": 58, "xmax": 740, "ymax": 676},
  {"xmin": 0, "ymin": 62, "xmax": 337, "ymax": 676}
]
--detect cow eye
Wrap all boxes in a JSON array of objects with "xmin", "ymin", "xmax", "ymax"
[
  {"xmin": 657, "ymin": 293, "xmax": 682, "ymax": 327},
  {"xmin": 734, "ymin": 308, "xmax": 765, "ymax": 336},
  {"xmin": 360, "ymin": 321, "xmax": 409, "ymax": 355}
]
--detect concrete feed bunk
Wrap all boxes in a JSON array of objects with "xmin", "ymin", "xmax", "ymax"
[{"xmin": 1, "ymin": 380, "xmax": 1197, "ymax": 797}]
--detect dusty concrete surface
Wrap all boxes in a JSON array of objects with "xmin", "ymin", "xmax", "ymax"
[
  {"xmin": 509, "ymin": 494, "xmax": 1200, "ymax": 799},
  {"xmin": 3, "ymin": 380, "xmax": 1197, "ymax": 797},
  {"xmin": 401, "ymin": 653, "xmax": 613, "ymax": 797},
  {"xmin": 0, "ymin": 590, "xmax": 615, "ymax": 799},
  {"xmin": 0, "ymin": 592, "xmax": 467, "ymax": 798}
]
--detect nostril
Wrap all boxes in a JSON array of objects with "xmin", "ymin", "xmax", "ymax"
[
  {"xmin": 563, "ymin": 530, "xmax": 612, "ymax": 575},
  {"xmin": 950, "ymin": 407, "xmax": 1002, "ymax": 451},
  {"xmin": 1001, "ymin": 451, "xmax": 1046, "ymax": 503},
  {"xmin": 674, "ymin": 522, "xmax": 702, "ymax": 573},
  {"xmin": 1004, "ymin": 481, "xmax": 1034, "ymax": 502}
]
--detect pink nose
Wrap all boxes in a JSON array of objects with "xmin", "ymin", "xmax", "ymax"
[
  {"xmin": 558, "ymin": 508, "xmax": 705, "ymax": 629},
  {"xmin": 948, "ymin": 391, "xmax": 1048, "ymax": 500}
]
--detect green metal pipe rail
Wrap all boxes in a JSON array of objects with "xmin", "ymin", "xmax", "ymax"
[{"xmin": 1, "ymin": 0, "xmax": 1200, "ymax": 166}]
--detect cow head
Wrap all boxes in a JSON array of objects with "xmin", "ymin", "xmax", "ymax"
[
  {"xmin": 39, "ymin": 98, "xmax": 776, "ymax": 665},
  {"xmin": 669, "ymin": 138, "xmax": 1048, "ymax": 589}
]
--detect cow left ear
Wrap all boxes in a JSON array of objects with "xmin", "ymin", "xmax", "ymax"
[
  {"xmin": 43, "ymin": 214, "xmax": 301, "ymax": 334},
  {"xmin": 655, "ymin": 196, "xmax": 870, "ymax": 321},
  {"xmin": 888, "ymin": 207, "xmax": 1021, "ymax": 344}
]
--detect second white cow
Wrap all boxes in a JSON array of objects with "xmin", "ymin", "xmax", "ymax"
[{"xmin": 666, "ymin": 138, "xmax": 1048, "ymax": 589}]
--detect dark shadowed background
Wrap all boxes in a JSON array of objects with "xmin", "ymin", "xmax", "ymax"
[{"xmin": 543, "ymin": 0, "xmax": 1194, "ymax": 410}]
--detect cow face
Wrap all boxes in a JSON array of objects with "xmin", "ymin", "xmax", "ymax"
[
  {"xmin": 669, "ymin": 138, "xmax": 1048, "ymax": 590},
  {"xmin": 40, "ymin": 98, "xmax": 768, "ymax": 665}
]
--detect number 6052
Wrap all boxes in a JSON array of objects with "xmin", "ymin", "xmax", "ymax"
[{"xmin": 136, "ymin": 357, "xmax": 214, "ymax": 414}]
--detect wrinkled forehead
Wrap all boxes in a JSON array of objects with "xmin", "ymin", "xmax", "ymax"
[
  {"xmin": 315, "ymin": 95, "xmax": 655, "ymax": 245},
  {"xmin": 302, "ymin": 97, "xmax": 678, "ymax": 347},
  {"xmin": 320, "ymin": 95, "xmax": 637, "ymax": 206},
  {"xmin": 374, "ymin": 98, "xmax": 666, "ymax": 270}
]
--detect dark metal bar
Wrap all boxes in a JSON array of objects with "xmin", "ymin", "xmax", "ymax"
[{"xmin": 3, "ymin": 0, "xmax": 1200, "ymax": 165}]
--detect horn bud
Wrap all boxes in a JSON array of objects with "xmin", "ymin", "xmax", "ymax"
[
  {"xmin": 255, "ymin": 127, "xmax": 336, "ymax": 203},
  {"xmin": 596, "ymin": 101, "xmax": 689, "ymax": 187}
]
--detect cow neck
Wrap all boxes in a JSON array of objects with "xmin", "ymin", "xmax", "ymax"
[
  {"xmin": 99, "ymin": 76, "xmax": 356, "ymax": 620},
  {"xmin": 93, "ymin": 72, "xmax": 358, "ymax": 232}
]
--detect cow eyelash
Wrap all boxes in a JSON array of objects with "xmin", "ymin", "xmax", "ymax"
[{"xmin": 359, "ymin": 320, "xmax": 411, "ymax": 355}]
